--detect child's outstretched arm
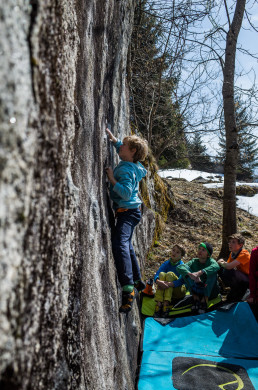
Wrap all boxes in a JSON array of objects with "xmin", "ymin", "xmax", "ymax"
[
  {"xmin": 106, "ymin": 127, "xmax": 123, "ymax": 156},
  {"xmin": 106, "ymin": 128, "xmax": 117, "ymax": 143}
]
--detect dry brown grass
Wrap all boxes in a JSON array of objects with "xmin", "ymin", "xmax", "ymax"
[{"xmin": 144, "ymin": 178, "xmax": 258, "ymax": 280}]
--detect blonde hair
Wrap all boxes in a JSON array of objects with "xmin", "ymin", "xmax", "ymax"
[{"xmin": 123, "ymin": 135, "xmax": 148, "ymax": 162}]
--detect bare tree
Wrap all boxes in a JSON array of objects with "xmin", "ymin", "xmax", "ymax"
[
  {"xmin": 179, "ymin": 0, "xmax": 258, "ymax": 256},
  {"xmin": 128, "ymin": 0, "xmax": 211, "ymax": 160},
  {"xmin": 220, "ymin": 0, "xmax": 247, "ymax": 257},
  {"xmin": 160, "ymin": 0, "xmax": 257, "ymax": 256},
  {"xmin": 174, "ymin": 0, "xmax": 258, "ymax": 256},
  {"xmin": 129, "ymin": 0, "xmax": 258, "ymax": 258}
]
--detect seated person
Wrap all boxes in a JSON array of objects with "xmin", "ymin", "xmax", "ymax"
[
  {"xmin": 217, "ymin": 234, "xmax": 250, "ymax": 301},
  {"xmin": 246, "ymin": 246, "xmax": 258, "ymax": 304},
  {"xmin": 154, "ymin": 244, "xmax": 186, "ymax": 315},
  {"xmin": 177, "ymin": 242, "xmax": 220, "ymax": 314}
]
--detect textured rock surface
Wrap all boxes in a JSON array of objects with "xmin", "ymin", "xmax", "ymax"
[{"xmin": 0, "ymin": 0, "xmax": 155, "ymax": 389}]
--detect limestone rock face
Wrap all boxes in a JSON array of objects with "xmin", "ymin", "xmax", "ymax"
[{"xmin": 0, "ymin": 1, "xmax": 155, "ymax": 389}]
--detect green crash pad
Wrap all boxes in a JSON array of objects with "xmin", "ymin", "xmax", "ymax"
[{"xmin": 141, "ymin": 293, "xmax": 221, "ymax": 317}]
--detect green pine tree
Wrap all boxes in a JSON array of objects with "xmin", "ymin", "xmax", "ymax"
[{"xmin": 187, "ymin": 133, "xmax": 212, "ymax": 171}]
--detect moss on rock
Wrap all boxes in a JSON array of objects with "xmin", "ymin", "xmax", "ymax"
[
  {"xmin": 153, "ymin": 174, "xmax": 174, "ymax": 220},
  {"xmin": 140, "ymin": 153, "xmax": 174, "ymax": 251}
]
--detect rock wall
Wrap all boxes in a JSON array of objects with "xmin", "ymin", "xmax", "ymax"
[{"xmin": 0, "ymin": 1, "xmax": 155, "ymax": 389}]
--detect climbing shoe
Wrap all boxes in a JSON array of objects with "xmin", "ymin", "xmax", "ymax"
[
  {"xmin": 119, "ymin": 290, "xmax": 135, "ymax": 313},
  {"xmin": 191, "ymin": 300, "xmax": 199, "ymax": 313},
  {"xmin": 134, "ymin": 280, "xmax": 146, "ymax": 292},
  {"xmin": 163, "ymin": 304, "xmax": 173, "ymax": 317}
]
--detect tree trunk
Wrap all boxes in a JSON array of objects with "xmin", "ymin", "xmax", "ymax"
[{"xmin": 219, "ymin": 0, "xmax": 246, "ymax": 258}]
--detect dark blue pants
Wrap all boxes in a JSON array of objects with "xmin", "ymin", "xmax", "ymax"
[
  {"xmin": 112, "ymin": 208, "xmax": 142, "ymax": 287},
  {"xmin": 220, "ymin": 268, "xmax": 249, "ymax": 299},
  {"xmin": 181, "ymin": 265, "xmax": 219, "ymax": 299}
]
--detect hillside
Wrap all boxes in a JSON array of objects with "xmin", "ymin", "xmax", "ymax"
[{"xmin": 144, "ymin": 178, "xmax": 258, "ymax": 279}]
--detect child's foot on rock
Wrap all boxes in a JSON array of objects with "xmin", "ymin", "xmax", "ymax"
[{"xmin": 119, "ymin": 290, "xmax": 135, "ymax": 313}]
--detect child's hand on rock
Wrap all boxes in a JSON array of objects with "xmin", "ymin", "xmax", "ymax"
[{"xmin": 106, "ymin": 128, "xmax": 117, "ymax": 143}]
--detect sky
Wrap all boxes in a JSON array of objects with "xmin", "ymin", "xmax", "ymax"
[
  {"xmin": 200, "ymin": 0, "xmax": 258, "ymax": 157},
  {"xmin": 237, "ymin": 1, "xmax": 258, "ymax": 92}
]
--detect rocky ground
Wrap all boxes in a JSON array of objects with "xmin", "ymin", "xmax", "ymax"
[{"xmin": 144, "ymin": 178, "xmax": 258, "ymax": 280}]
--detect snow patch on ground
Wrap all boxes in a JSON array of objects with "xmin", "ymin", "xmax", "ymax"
[
  {"xmin": 158, "ymin": 168, "xmax": 258, "ymax": 217},
  {"xmin": 236, "ymin": 195, "xmax": 258, "ymax": 217},
  {"xmin": 158, "ymin": 169, "xmax": 223, "ymax": 182}
]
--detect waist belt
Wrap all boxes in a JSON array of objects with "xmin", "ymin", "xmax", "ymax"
[
  {"xmin": 115, "ymin": 207, "xmax": 141, "ymax": 216},
  {"xmin": 116, "ymin": 208, "xmax": 129, "ymax": 213}
]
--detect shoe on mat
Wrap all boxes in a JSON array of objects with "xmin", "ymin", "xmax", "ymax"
[
  {"xmin": 163, "ymin": 304, "xmax": 173, "ymax": 317},
  {"xmin": 154, "ymin": 304, "xmax": 163, "ymax": 318},
  {"xmin": 191, "ymin": 300, "xmax": 199, "ymax": 313}
]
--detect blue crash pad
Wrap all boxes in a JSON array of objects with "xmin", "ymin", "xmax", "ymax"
[
  {"xmin": 138, "ymin": 351, "xmax": 258, "ymax": 390},
  {"xmin": 142, "ymin": 302, "xmax": 258, "ymax": 359}
]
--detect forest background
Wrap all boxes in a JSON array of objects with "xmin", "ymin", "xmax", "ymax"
[
  {"xmin": 128, "ymin": 0, "xmax": 258, "ymax": 180},
  {"xmin": 128, "ymin": 0, "xmax": 258, "ymax": 257}
]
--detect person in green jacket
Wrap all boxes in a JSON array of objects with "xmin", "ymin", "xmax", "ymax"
[{"xmin": 177, "ymin": 242, "xmax": 220, "ymax": 314}]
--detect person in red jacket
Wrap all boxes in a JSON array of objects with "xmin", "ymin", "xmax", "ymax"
[
  {"xmin": 246, "ymin": 246, "xmax": 258, "ymax": 304},
  {"xmin": 218, "ymin": 234, "xmax": 250, "ymax": 301}
]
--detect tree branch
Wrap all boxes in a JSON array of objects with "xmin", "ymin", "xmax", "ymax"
[{"xmin": 223, "ymin": 0, "xmax": 231, "ymax": 29}]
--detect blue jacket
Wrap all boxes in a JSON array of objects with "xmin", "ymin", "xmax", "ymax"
[
  {"xmin": 154, "ymin": 259, "xmax": 185, "ymax": 288},
  {"xmin": 110, "ymin": 140, "xmax": 147, "ymax": 209}
]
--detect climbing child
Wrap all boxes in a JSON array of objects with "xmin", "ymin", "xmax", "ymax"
[
  {"xmin": 154, "ymin": 244, "xmax": 186, "ymax": 316},
  {"xmin": 217, "ymin": 234, "xmax": 250, "ymax": 302},
  {"xmin": 105, "ymin": 127, "xmax": 148, "ymax": 313},
  {"xmin": 177, "ymin": 242, "xmax": 220, "ymax": 314},
  {"xmin": 246, "ymin": 246, "xmax": 258, "ymax": 304}
]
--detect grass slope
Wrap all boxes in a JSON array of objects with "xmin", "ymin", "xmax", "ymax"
[{"xmin": 144, "ymin": 178, "xmax": 258, "ymax": 279}]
